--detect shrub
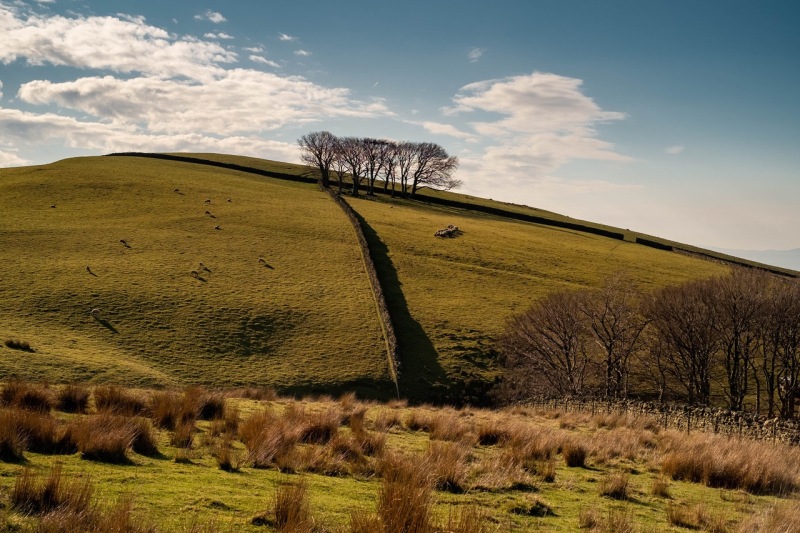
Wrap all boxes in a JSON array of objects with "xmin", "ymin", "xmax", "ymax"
[
  {"xmin": 600, "ymin": 472, "xmax": 630, "ymax": 500},
  {"xmin": 93, "ymin": 386, "xmax": 146, "ymax": 416},
  {"xmin": 56, "ymin": 384, "xmax": 90, "ymax": 414}
]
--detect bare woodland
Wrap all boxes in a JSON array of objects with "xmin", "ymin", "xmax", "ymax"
[{"xmin": 500, "ymin": 270, "xmax": 800, "ymax": 418}]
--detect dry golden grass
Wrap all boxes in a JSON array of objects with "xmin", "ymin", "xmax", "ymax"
[{"xmin": 660, "ymin": 431, "xmax": 800, "ymax": 495}]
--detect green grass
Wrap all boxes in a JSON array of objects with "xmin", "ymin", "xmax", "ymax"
[
  {"xmin": 0, "ymin": 156, "xmax": 390, "ymax": 395},
  {"xmin": 2, "ymin": 152, "xmax": 780, "ymax": 401},
  {"xmin": 345, "ymin": 195, "xmax": 727, "ymax": 401}
]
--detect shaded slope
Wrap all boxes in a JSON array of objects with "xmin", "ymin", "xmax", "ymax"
[{"xmin": 0, "ymin": 156, "xmax": 391, "ymax": 395}]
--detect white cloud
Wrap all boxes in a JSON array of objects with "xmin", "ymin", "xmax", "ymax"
[
  {"xmin": 249, "ymin": 55, "xmax": 280, "ymax": 68},
  {"xmin": 0, "ymin": 80, "xmax": 3, "ymax": 100},
  {"xmin": 195, "ymin": 10, "xmax": 226, "ymax": 24},
  {"xmin": 243, "ymin": 46, "xmax": 263, "ymax": 53},
  {"xmin": 418, "ymin": 121, "xmax": 477, "ymax": 142},
  {"xmin": 279, "ymin": 33, "xmax": 296, "ymax": 42},
  {"xmin": 665, "ymin": 145, "xmax": 684, "ymax": 155},
  {"xmin": 445, "ymin": 71, "xmax": 630, "ymax": 201},
  {"xmin": 0, "ymin": 5, "xmax": 235, "ymax": 81},
  {"xmin": 0, "ymin": 105, "xmax": 300, "ymax": 162},
  {"xmin": 294, "ymin": 49, "xmax": 311, "ymax": 57},
  {"xmin": 17, "ymin": 71, "xmax": 393, "ymax": 135},
  {"xmin": 204, "ymin": 32, "xmax": 233, "ymax": 40},
  {"xmin": 467, "ymin": 47, "xmax": 485, "ymax": 63},
  {"xmin": 0, "ymin": 148, "xmax": 27, "ymax": 167}
]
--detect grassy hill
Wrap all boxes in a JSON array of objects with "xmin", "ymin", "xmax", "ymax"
[
  {"xmin": 2, "ymin": 153, "xmax": 789, "ymax": 401},
  {"xmin": 0, "ymin": 156, "xmax": 390, "ymax": 396}
]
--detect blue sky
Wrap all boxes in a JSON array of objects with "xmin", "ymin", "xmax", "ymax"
[{"xmin": 1, "ymin": 0, "xmax": 798, "ymax": 255}]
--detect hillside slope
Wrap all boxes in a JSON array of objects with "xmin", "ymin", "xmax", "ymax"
[
  {"xmin": 2, "ymin": 153, "xmax": 783, "ymax": 402},
  {"xmin": 0, "ymin": 156, "xmax": 391, "ymax": 395}
]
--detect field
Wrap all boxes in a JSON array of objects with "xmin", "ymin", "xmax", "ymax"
[
  {"xmin": 0, "ymin": 156, "xmax": 390, "ymax": 396},
  {"xmin": 0, "ymin": 154, "xmax": 740, "ymax": 401},
  {"xmin": 0, "ymin": 383, "xmax": 797, "ymax": 532}
]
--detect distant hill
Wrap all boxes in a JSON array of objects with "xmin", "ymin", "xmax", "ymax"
[
  {"xmin": 0, "ymin": 153, "xmax": 793, "ymax": 402},
  {"xmin": 709, "ymin": 247, "xmax": 800, "ymax": 272}
]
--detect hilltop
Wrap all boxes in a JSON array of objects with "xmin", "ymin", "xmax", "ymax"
[{"xmin": 1, "ymin": 153, "xmax": 792, "ymax": 402}]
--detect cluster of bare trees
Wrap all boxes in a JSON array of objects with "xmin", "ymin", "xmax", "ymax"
[
  {"xmin": 500, "ymin": 270, "xmax": 800, "ymax": 418},
  {"xmin": 298, "ymin": 131, "xmax": 460, "ymax": 197}
]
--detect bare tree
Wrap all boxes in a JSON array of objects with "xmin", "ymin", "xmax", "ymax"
[
  {"xmin": 710, "ymin": 269, "xmax": 767, "ymax": 411},
  {"xmin": 772, "ymin": 280, "xmax": 800, "ymax": 418},
  {"xmin": 395, "ymin": 141, "xmax": 416, "ymax": 197},
  {"xmin": 331, "ymin": 137, "xmax": 349, "ymax": 196},
  {"xmin": 362, "ymin": 138, "xmax": 389, "ymax": 196},
  {"xmin": 643, "ymin": 279, "xmax": 719, "ymax": 406},
  {"xmin": 582, "ymin": 274, "xmax": 648, "ymax": 399},
  {"xmin": 381, "ymin": 141, "xmax": 399, "ymax": 196},
  {"xmin": 500, "ymin": 291, "xmax": 593, "ymax": 397},
  {"xmin": 409, "ymin": 142, "xmax": 460, "ymax": 197},
  {"xmin": 298, "ymin": 131, "xmax": 338, "ymax": 188},
  {"xmin": 338, "ymin": 137, "xmax": 367, "ymax": 196}
]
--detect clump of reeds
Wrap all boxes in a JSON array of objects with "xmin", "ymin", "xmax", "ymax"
[
  {"xmin": 56, "ymin": 383, "xmax": 90, "ymax": 414},
  {"xmin": 11, "ymin": 465, "xmax": 92, "ymax": 516},
  {"xmin": 72, "ymin": 414, "xmax": 154, "ymax": 463},
  {"xmin": 659, "ymin": 431, "xmax": 800, "ymax": 496},
  {"xmin": 426, "ymin": 441, "xmax": 470, "ymax": 493},
  {"xmin": 562, "ymin": 439, "xmax": 588, "ymax": 468},
  {"xmin": 253, "ymin": 480, "xmax": 316, "ymax": 532},
  {"xmin": 93, "ymin": 386, "xmax": 146, "ymax": 416},
  {"xmin": 600, "ymin": 472, "xmax": 630, "ymax": 500},
  {"xmin": 1, "ymin": 379, "xmax": 53, "ymax": 412}
]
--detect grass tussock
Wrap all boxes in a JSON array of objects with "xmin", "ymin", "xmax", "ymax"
[
  {"xmin": 737, "ymin": 503, "xmax": 800, "ymax": 533},
  {"xmin": 428, "ymin": 409, "xmax": 473, "ymax": 443},
  {"xmin": 12, "ymin": 465, "xmax": 92, "ymax": 516},
  {"xmin": 93, "ymin": 386, "xmax": 146, "ymax": 416},
  {"xmin": 55, "ymin": 383, "xmax": 90, "ymax": 414},
  {"xmin": 476, "ymin": 420, "xmax": 511, "ymax": 446},
  {"xmin": 0, "ymin": 408, "xmax": 76, "ymax": 457},
  {"xmin": 443, "ymin": 505, "xmax": 493, "ymax": 533},
  {"xmin": 562, "ymin": 439, "xmax": 588, "ymax": 468},
  {"xmin": 239, "ymin": 410, "xmax": 299, "ymax": 468},
  {"xmin": 373, "ymin": 409, "xmax": 403, "ymax": 431},
  {"xmin": 600, "ymin": 472, "xmax": 631, "ymax": 500},
  {"xmin": 72, "ymin": 414, "xmax": 154, "ymax": 463},
  {"xmin": 1, "ymin": 379, "xmax": 53, "ymax": 412},
  {"xmin": 426, "ymin": 441, "xmax": 470, "ymax": 493},
  {"xmin": 651, "ymin": 475, "xmax": 671, "ymax": 498},
  {"xmin": 252, "ymin": 480, "xmax": 317, "ymax": 532},
  {"xmin": 660, "ymin": 431, "xmax": 800, "ymax": 495},
  {"xmin": 375, "ymin": 453, "xmax": 434, "ymax": 533}
]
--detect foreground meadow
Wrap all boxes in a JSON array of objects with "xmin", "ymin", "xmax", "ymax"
[{"xmin": 0, "ymin": 382, "xmax": 797, "ymax": 532}]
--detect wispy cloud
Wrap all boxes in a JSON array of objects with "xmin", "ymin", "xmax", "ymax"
[
  {"xmin": 249, "ymin": 55, "xmax": 280, "ymax": 68},
  {"xmin": 665, "ymin": 145, "xmax": 684, "ymax": 155},
  {"xmin": 294, "ymin": 49, "xmax": 311, "ymax": 57},
  {"xmin": 195, "ymin": 10, "xmax": 226, "ymax": 24},
  {"xmin": 243, "ymin": 46, "xmax": 263, "ymax": 53},
  {"xmin": 204, "ymin": 32, "xmax": 233, "ymax": 40},
  {"xmin": 416, "ymin": 121, "xmax": 478, "ymax": 142},
  {"xmin": 467, "ymin": 47, "xmax": 485, "ymax": 63},
  {"xmin": 279, "ymin": 33, "xmax": 296, "ymax": 42},
  {"xmin": 445, "ymin": 71, "xmax": 630, "ymax": 200}
]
